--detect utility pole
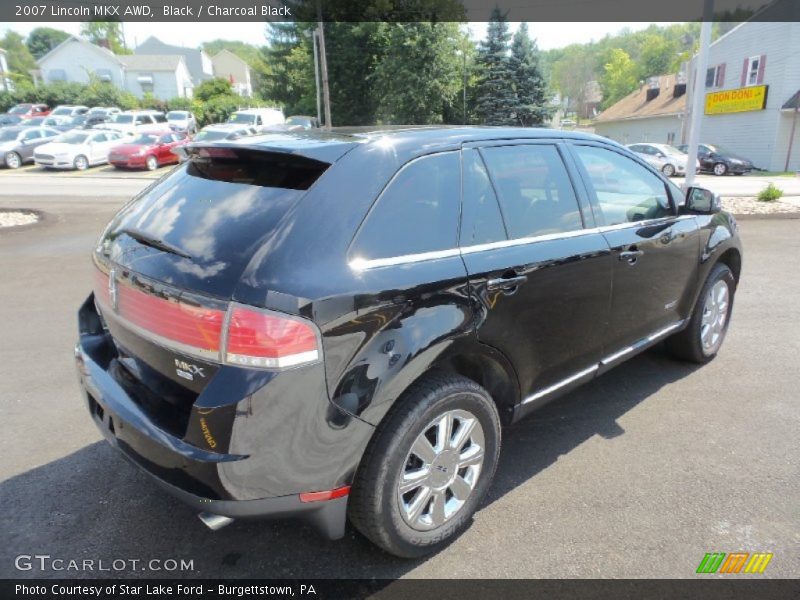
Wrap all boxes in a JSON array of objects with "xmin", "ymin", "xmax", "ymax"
[
  {"xmin": 316, "ymin": 0, "xmax": 332, "ymax": 129},
  {"xmin": 684, "ymin": 0, "xmax": 714, "ymax": 189},
  {"xmin": 785, "ymin": 96, "xmax": 799, "ymax": 172},
  {"xmin": 312, "ymin": 30, "xmax": 322, "ymax": 126}
]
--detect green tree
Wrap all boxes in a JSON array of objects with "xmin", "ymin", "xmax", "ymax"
[
  {"xmin": 77, "ymin": 79, "xmax": 138, "ymax": 109},
  {"xmin": 1, "ymin": 31, "xmax": 37, "ymax": 82},
  {"xmin": 193, "ymin": 77, "xmax": 235, "ymax": 102},
  {"xmin": 637, "ymin": 34, "xmax": 679, "ymax": 79},
  {"xmin": 79, "ymin": 21, "xmax": 130, "ymax": 54},
  {"xmin": 474, "ymin": 8, "xmax": 516, "ymax": 125},
  {"xmin": 551, "ymin": 44, "xmax": 595, "ymax": 119},
  {"xmin": 26, "ymin": 27, "xmax": 70, "ymax": 59},
  {"xmin": 509, "ymin": 23, "xmax": 549, "ymax": 126},
  {"xmin": 599, "ymin": 48, "xmax": 639, "ymax": 109},
  {"xmin": 372, "ymin": 22, "xmax": 464, "ymax": 124}
]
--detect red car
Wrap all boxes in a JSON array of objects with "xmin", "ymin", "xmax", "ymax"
[
  {"xmin": 8, "ymin": 103, "xmax": 51, "ymax": 119},
  {"xmin": 108, "ymin": 130, "xmax": 189, "ymax": 170}
]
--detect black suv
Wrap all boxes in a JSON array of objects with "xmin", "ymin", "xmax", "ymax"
[{"xmin": 75, "ymin": 128, "xmax": 742, "ymax": 558}]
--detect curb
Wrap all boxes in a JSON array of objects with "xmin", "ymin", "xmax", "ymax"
[{"xmin": 731, "ymin": 212, "xmax": 800, "ymax": 220}]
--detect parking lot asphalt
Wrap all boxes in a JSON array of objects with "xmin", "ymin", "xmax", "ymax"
[{"xmin": 0, "ymin": 193, "xmax": 798, "ymax": 579}]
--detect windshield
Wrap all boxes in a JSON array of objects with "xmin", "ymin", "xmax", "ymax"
[
  {"xmin": 58, "ymin": 132, "xmax": 91, "ymax": 144},
  {"xmin": 113, "ymin": 115, "xmax": 134, "ymax": 124},
  {"xmin": 706, "ymin": 144, "xmax": 736, "ymax": 156},
  {"xmin": 69, "ymin": 116, "xmax": 86, "ymax": 125},
  {"xmin": 27, "ymin": 118, "xmax": 45, "ymax": 125},
  {"xmin": 0, "ymin": 129, "xmax": 20, "ymax": 142},
  {"xmin": 286, "ymin": 117, "xmax": 312, "ymax": 128},
  {"xmin": 228, "ymin": 113, "xmax": 254, "ymax": 124},
  {"xmin": 194, "ymin": 130, "xmax": 228, "ymax": 141},
  {"xmin": 9, "ymin": 106, "xmax": 30, "ymax": 115},
  {"xmin": 52, "ymin": 108, "xmax": 72, "ymax": 116},
  {"xmin": 167, "ymin": 111, "xmax": 188, "ymax": 120},
  {"xmin": 131, "ymin": 134, "xmax": 159, "ymax": 145}
]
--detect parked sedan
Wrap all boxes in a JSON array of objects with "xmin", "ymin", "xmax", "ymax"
[
  {"xmin": 109, "ymin": 130, "xmax": 189, "ymax": 170},
  {"xmin": 50, "ymin": 105, "xmax": 89, "ymax": 118},
  {"xmin": 677, "ymin": 143, "xmax": 755, "ymax": 176},
  {"xmin": 8, "ymin": 103, "xmax": 50, "ymax": 119},
  {"xmin": 34, "ymin": 130, "xmax": 128, "ymax": 170},
  {"xmin": 166, "ymin": 110, "xmax": 197, "ymax": 134},
  {"xmin": 627, "ymin": 143, "xmax": 698, "ymax": 177},
  {"xmin": 0, "ymin": 126, "xmax": 61, "ymax": 169},
  {"xmin": 0, "ymin": 114, "xmax": 24, "ymax": 128}
]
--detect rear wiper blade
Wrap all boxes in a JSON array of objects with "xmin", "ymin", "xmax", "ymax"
[{"xmin": 120, "ymin": 228, "xmax": 192, "ymax": 260}]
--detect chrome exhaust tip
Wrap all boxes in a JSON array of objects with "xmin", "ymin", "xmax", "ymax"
[{"xmin": 198, "ymin": 512, "xmax": 234, "ymax": 531}]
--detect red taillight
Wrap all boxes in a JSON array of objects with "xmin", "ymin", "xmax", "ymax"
[
  {"xmin": 94, "ymin": 268, "xmax": 320, "ymax": 369},
  {"xmin": 225, "ymin": 304, "xmax": 320, "ymax": 368},
  {"xmin": 299, "ymin": 486, "xmax": 351, "ymax": 503}
]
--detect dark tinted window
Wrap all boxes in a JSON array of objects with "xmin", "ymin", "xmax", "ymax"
[
  {"xmin": 460, "ymin": 148, "xmax": 506, "ymax": 246},
  {"xmin": 480, "ymin": 145, "xmax": 583, "ymax": 239},
  {"xmin": 352, "ymin": 152, "xmax": 460, "ymax": 261},
  {"xmin": 573, "ymin": 145, "xmax": 671, "ymax": 225}
]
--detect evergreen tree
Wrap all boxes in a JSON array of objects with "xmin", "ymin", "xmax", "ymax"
[
  {"xmin": 510, "ymin": 23, "xmax": 549, "ymax": 126},
  {"xmin": 474, "ymin": 8, "xmax": 517, "ymax": 125}
]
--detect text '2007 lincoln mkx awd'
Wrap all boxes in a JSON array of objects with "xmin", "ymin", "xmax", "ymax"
[{"xmin": 75, "ymin": 127, "xmax": 742, "ymax": 558}]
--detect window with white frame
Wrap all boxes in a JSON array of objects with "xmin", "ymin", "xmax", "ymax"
[{"xmin": 746, "ymin": 56, "xmax": 761, "ymax": 86}]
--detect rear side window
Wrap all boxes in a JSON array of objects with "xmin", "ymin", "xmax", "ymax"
[
  {"xmin": 573, "ymin": 145, "xmax": 671, "ymax": 225},
  {"xmin": 351, "ymin": 152, "xmax": 460, "ymax": 261},
  {"xmin": 460, "ymin": 148, "xmax": 506, "ymax": 246},
  {"xmin": 480, "ymin": 144, "xmax": 583, "ymax": 239}
]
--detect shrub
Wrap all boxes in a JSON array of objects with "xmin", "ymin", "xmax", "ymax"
[
  {"xmin": 77, "ymin": 81, "xmax": 138, "ymax": 110},
  {"xmin": 166, "ymin": 97, "xmax": 193, "ymax": 112},
  {"xmin": 195, "ymin": 95, "xmax": 242, "ymax": 127},
  {"xmin": 757, "ymin": 183, "xmax": 783, "ymax": 202},
  {"xmin": 30, "ymin": 81, "xmax": 86, "ymax": 108},
  {"xmin": 194, "ymin": 77, "xmax": 235, "ymax": 102}
]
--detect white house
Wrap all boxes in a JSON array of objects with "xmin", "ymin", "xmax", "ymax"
[
  {"xmin": 119, "ymin": 54, "xmax": 194, "ymax": 99},
  {"xmin": 36, "ymin": 36, "xmax": 125, "ymax": 88},
  {"xmin": 134, "ymin": 37, "xmax": 213, "ymax": 86},
  {"xmin": 594, "ymin": 73, "xmax": 687, "ymax": 146},
  {"xmin": 35, "ymin": 36, "xmax": 194, "ymax": 100},
  {"xmin": 211, "ymin": 50, "xmax": 253, "ymax": 97},
  {"xmin": 686, "ymin": 13, "xmax": 800, "ymax": 171}
]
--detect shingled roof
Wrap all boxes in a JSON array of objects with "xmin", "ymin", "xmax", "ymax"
[
  {"xmin": 118, "ymin": 54, "xmax": 184, "ymax": 72},
  {"xmin": 594, "ymin": 73, "xmax": 686, "ymax": 123}
]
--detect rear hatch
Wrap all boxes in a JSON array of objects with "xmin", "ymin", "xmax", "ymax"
[{"xmin": 91, "ymin": 136, "xmax": 357, "ymax": 436}]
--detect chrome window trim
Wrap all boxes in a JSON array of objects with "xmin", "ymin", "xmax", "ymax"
[{"xmin": 348, "ymin": 215, "xmax": 696, "ymax": 271}]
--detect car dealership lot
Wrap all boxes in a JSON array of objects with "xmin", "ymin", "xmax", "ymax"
[{"xmin": 0, "ymin": 190, "xmax": 798, "ymax": 578}]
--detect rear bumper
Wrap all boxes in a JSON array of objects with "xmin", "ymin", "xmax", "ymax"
[{"xmin": 74, "ymin": 294, "xmax": 373, "ymax": 538}]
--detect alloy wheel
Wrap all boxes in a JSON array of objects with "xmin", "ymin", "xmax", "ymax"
[
  {"xmin": 662, "ymin": 164, "xmax": 675, "ymax": 177},
  {"xmin": 398, "ymin": 409, "xmax": 485, "ymax": 531},
  {"xmin": 146, "ymin": 156, "xmax": 158, "ymax": 171},
  {"xmin": 74, "ymin": 155, "xmax": 88, "ymax": 171},
  {"xmin": 701, "ymin": 280, "xmax": 730, "ymax": 354},
  {"xmin": 713, "ymin": 163, "xmax": 727, "ymax": 176},
  {"xmin": 5, "ymin": 152, "xmax": 21, "ymax": 169}
]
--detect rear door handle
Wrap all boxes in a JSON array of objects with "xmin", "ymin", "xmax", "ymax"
[
  {"xmin": 619, "ymin": 249, "xmax": 644, "ymax": 264},
  {"xmin": 486, "ymin": 275, "xmax": 528, "ymax": 291}
]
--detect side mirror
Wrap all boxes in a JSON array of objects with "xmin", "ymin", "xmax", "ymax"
[
  {"xmin": 657, "ymin": 152, "xmax": 665, "ymax": 158},
  {"xmin": 685, "ymin": 186, "xmax": 720, "ymax": 214}
]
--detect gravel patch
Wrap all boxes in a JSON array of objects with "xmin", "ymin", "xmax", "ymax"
[
  {"xmin": 0, "ymin": 210, "xmax": 40, "ymax": 228},
  {"xmin": 721, "ymin": 196, "xmax": 800, "ymax": 216}
]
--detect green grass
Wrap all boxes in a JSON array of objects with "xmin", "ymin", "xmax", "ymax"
[{"xmin": 749, "ymin": 171, "xmax": 796, "ymax": 177}]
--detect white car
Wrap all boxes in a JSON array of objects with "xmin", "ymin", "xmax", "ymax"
[
  {"xmin": 34, "ymin": 130, "xmax": 129, "ymax": 170},
  {"xmin": 100, "ymin": 110, "xmax": 167, "ymax": 135},
  {"xmin": 227, "ymin": 108, "xmax": 284, "ymax": 132},
  {"xmin": 626, "ymin": 143, "xmax": 699, "ymax": 177},
  {"xmin": 166, "ymin": 110, "xmax": 197, "ymax": 134},
  {"xmin": 50, "ymin": 105, "xmax": 89, "ymax": 118}
]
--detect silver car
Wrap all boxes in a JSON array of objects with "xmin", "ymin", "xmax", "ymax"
[
  {"xmin": 0, "ymin": 126, "xmax": 62, "ymax": 169},
  {"xmin": 627, "ymin": 143, "xmax": 699, "ymax": 177}
]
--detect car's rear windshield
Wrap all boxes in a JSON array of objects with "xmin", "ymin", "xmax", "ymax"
[
  {"xmin": 52, "ymin": 108, "xmax": 72, "ymax": 116},
  {"xmin": 167, "ymin": 111, "xmax": 188, "ymax": 120},
  {"xmin": 99, "ymin": 149, "xmax": 331, "ymax": 293},
  {"xmin": 131, "ymin": 134, "xmax": 159, "ymax": 145},
  {"xmin": 193, "ymin": 130, "xmax": 228, "ymax": 141},
  {"xmin": 59, "ymin": 132, "xmax": 91, "ymax": 144},
  {"xmin": 113, "ymin": 115, "xmax": 134, "ymax": 124},
  {"xmin": 228, "ymin": 113, "xmax": 254, "ymax": 124},
  {"xmin": 9, "ymin": 106, "xmax": 29, "ymax": 114}
]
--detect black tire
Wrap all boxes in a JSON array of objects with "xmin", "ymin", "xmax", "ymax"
[
  {"xmin": 349, "ymin": 372, "xmax": 501, "ymax": 558},
  {"xmin": 666, "ymin": 263, "xmax": 736, "ymax": 363}
]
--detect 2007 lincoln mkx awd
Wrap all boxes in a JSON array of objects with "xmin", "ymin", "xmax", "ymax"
[{"xmin": 75, "ymin": 127, "xmax": 742, "ymax": 558}]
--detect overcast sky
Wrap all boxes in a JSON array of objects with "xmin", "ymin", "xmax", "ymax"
[{"xmin": 1, "ymin": 21, "xmax": 675, "ymax": 51}]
